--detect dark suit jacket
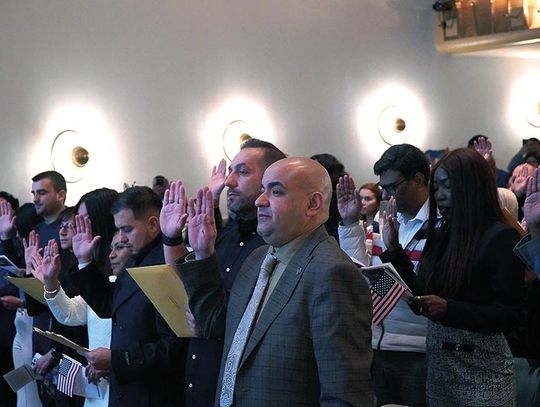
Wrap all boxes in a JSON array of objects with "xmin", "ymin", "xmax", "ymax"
[
  {"xmin": 179, "ymin": 226, "xmax": 373, "ymax": 406},
  {"xmin": 69, "ymin": 236, "xmax": 186, "ymax": 407}
]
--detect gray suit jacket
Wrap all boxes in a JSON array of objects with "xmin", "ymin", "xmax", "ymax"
[{"xmin": 179, "ymin": 226, "xmax": 373, "ymax": 406}]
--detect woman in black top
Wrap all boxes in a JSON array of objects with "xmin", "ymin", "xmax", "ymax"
[{"xmin": 390, "ymin": 148, "xmax": 525, "ymax": 406}]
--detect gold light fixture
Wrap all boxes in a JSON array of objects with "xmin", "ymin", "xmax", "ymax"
[
  {"xmin": 222, "ymin": 120, "xmax": 253, "ymax": 161},
  {"xmin": 51, "ymin": 130, "xmax": 90, "ymax": 183},
  {"xmin": 378, "ymin": 106, "xmax": 408, "ymax": 145},
  {"xmin": 72, "ymin": 146, "xmax": 89, "ymax": 167}
]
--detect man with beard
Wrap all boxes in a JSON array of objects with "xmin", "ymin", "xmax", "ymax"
[{"xmin": 181, "ymin": 139, "xmax": 286, "ymax": 406}]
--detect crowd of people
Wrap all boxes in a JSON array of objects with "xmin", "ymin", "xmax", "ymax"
[{"xmin": 0, "ymin": 135, "xmax": 539, "ymax": 407}]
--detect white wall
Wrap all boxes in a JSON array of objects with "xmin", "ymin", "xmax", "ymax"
[{"xmin": 1, "ymin": 0, "xmax": 540, "ymax": 205}]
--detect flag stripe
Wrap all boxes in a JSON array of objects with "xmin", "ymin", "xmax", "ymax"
[
  {"xmin": 372, "ymin": 284, "xmax": 405, "ymax": 325},
  {"xmin": 57, "ymin": 356, "xmax": 81, "ymax": 397},
  {"xmin": 370, "ymin": 273, "xmax": 406, "ymax": 326}
]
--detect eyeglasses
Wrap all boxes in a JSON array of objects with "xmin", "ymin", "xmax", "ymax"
[
  {"xmin": 58, "ymin": 222, "xmax": 74, "ymax": 231},
  {"xmin": 378, "ymin": 178, "xmax": 407, "ymax": 195}
]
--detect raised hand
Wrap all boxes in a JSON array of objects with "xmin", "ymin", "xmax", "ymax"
[
  {"xmin": 31, "ymin": 239, "xmax": 61, "ymax": 290},
  {"xmin": 22, "ymin": 230, "xmax": 40, "ymax": 271},
  {"xmin": 336, "ymin": 175, "xmax": 362, "ymax": 225},
  {"xmin": 160, "ymin": 180, "xmax": 188, "ymax": 238},
  {"xmin": 0, "ymin": 200, "xmax": 16, "ymax": 240},
  {"xmin": 381, "ymin": 197, "xmax": 400, "ymax": 250},
  {"xmin": 187, "ymin": 187, "xmax": 217, "ymax": 260},
  {"xmin": 208, "ymin": 158, "xmax": 227, "ymax": 205},
  {"xmin": 524, "ymin": 168, "xmax": 540, "ymax": 238},
  {"xmin": 511, "ymin": 164, "xmax": 532, "ymax": 197},
  {"xmin": 72, "ymin": 215, "xmax": 100, "ymax": 264},
  {"xmin": 473, "ymin": 136, "xmax": 493, "ymax": 161}
]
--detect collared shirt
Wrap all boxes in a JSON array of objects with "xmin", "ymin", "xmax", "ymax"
[
  {"xmin": 259, "ymin": 230, "xmax": 313, "ymax": 313},
  {"xmin": 396, "ymin": 200, "xmax": 430, "ymax": 249},
  {"xmin": 185, "ymin": 216, "xmax": 266, "ymax": 407}
]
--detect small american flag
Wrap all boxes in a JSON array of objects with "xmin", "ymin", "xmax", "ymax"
[
  {"xmin": 57, "ymin": 356, "xmax": 81, "ymax": 397},
  {"xmin": 370, "ymin": 271, "xmax": 406, "ymax": 326}
]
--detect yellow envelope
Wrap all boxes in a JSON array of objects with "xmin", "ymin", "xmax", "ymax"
[
  {"xmin": 127, "ymin": 264, "xmax": 194, "ymax": 338},
  {"xmin": 5, "ymin": 276, "xmax": 46, "ymax": 305}
]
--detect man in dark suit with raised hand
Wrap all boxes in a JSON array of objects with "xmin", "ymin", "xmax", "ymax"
[
  {"xmin": 69, "ymin": 186, "xmax": 186, "ymax": 406},
  {"xmin": 163, "ymin": 157, "xmax": 373, "ymax": 406}
]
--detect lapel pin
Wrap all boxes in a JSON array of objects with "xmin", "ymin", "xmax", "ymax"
[{"xmin": 296, "ymin": 267, "xmax": 302, "ymax": 275}]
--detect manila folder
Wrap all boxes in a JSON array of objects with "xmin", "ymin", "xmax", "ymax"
[
  {"xmin": 5, "ymin": 276, "xmax": 46, "ymax": 305},
  {"xmin": 127, "ymin": 264, "xmax": 194, "ymax": 338}
]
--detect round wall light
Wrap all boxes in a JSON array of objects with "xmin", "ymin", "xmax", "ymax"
[
  {"xmin": 222, "ymin": 120, "xmax": 253, "ymax": 161},
  {"xmin": 378, "ymin": 105, "xmax": 409, "ymax": 145},
  {"xmin": 51, "ymin": 130, "xmax": 90, "ymax": 183}
]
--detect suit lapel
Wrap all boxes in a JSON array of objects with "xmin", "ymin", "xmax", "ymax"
[
  {"xmin": 225, "ymin": 249, "xmax": 267, "ymax": 347},
  {"xmin": 111, "ymin": 239, "xmax": 165, "ymax": 314},
  {"xmin": 239, "ymin": 226, "xmax": 328, "ymax": 366},
  {"xmin": 112, "ymin": 268, "xmax": 139, "ymax": 314}
]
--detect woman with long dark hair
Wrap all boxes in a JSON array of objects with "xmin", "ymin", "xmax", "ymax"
[
  {"xmin": 31, "ymin": 187, "xmax": 120, "ymax": 407},
  {"xmin": 391, "ymin": 148, "xmax": 525, "ymax": 405},
  {"xmin": 75, "ymin": 188, "xmax": 118, "ymax": 274}
]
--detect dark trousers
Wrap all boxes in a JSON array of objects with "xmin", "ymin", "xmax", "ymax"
[
  {"xmin": 372, "ymin": 349, "xmax": 427, "ymax": 407},
  {"xmin": 0, "ymin": 345, "xmax": 16, "ymax": 407}
]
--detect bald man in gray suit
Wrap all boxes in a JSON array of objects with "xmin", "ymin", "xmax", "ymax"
[{"xmin": 162, "ymin": 157, "xmax": 373, "ymax": 406}]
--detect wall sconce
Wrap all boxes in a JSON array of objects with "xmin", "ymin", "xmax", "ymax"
[
  {"xmin": 378, "ymin": 105, "xmax": 409, "ymax": 145},
  {"xmin": 50, "ymin": 130, "xmax": 90, "ymax": 183},
  {"xmin": 526, "ymin": 101, "xmax": 540, "ymax": 127},
  {"xmin": 222, "ymin": 120, "xmax": 253, "ymax": 161}
]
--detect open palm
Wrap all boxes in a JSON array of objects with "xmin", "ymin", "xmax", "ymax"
[
  {"xmin": 336, "ymin": 175, "xmax": 362, "ymax": 225},
  {"xmin": 23, "ymin": 230, "xmax": 40, "ymax": 270},
  {"xmin": 31, "ymin": 239, "xmax": 61, "ymax": 286},
  {"xmin": 208, "ymin": 158, "xmax": 227, "ymax": 202},
  {"xmin": 187, "ymin": 188, "xmax": 217, "ymax": 259},
  {"xmin": 0, "ymin": 201, "xmax": 15, "ymax": 239},
  {"xmin": 160, "ymin": 180, "xmax": 188, "ymax": 238},
  {"xmin": 72, "ymin": 215, "xmax": 100, "ymax": 264},
  {"xmin": 524, "ymin": 169, "xmax": 540, "ymax": 236}
]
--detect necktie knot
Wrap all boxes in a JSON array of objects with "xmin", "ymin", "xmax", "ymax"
[{"xmin": 260, "ymin": 252, "xmax": 277, "ymax": 277}]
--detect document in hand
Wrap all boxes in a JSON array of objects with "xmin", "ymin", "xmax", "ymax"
[
  {"xmin": 127, "ymin": 264, "xmax": 195, "ymax": 338},
  {"xmin": 0, "ymin": 255, "xmax": 22, "ymax": 275},
  {"xmin": 5, "ymin": 276, "xmax": 46, "ymax": 305},
  {"xmin": 361, "ymin": 263, "xmax": 413, "ymax": 325},
  {"xmin": 0, "ymin": 255, "xmax": 24, "ymax": 289},
  {"xmin": 3, "ymin": 364, "xmax": 38, "ymax": 392},
  {"xmin": 32, "ymin": 327, "xmax": 90, "ymax": 353}
]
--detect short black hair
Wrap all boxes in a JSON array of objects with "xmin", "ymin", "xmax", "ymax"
[
  {"xmin": 111, "ymin": 186, "xmax": 162, "ymax": 219},
  {"xmin": 373, "ymin": 144, "xmax": 430, "ymax": 185},
  {"xmin": 32, "ymin": 171, "xmax": 67, "ymax": 193},
  {"xmin": 0, "ymin": 191, "xmax": 19, "ymax": 210},
  {"xmin": 152, "ymin": 175, "xmax": 169, "ymax": 188},
  {"xmin": 310, "ymin": 153, "xmax": 346, "ymax": 189},
  {"xmin": 240, "ymin": 138, "xmax": 286, "ymax": 167},
  {"xmin": 15, "ymin": 203, "xmax": 43, "ymax": 240}
]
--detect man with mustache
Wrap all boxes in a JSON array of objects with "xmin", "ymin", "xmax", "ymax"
[{"xmin": 184, "ymin": 139, "xmax": 286, "ymax": 406}]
